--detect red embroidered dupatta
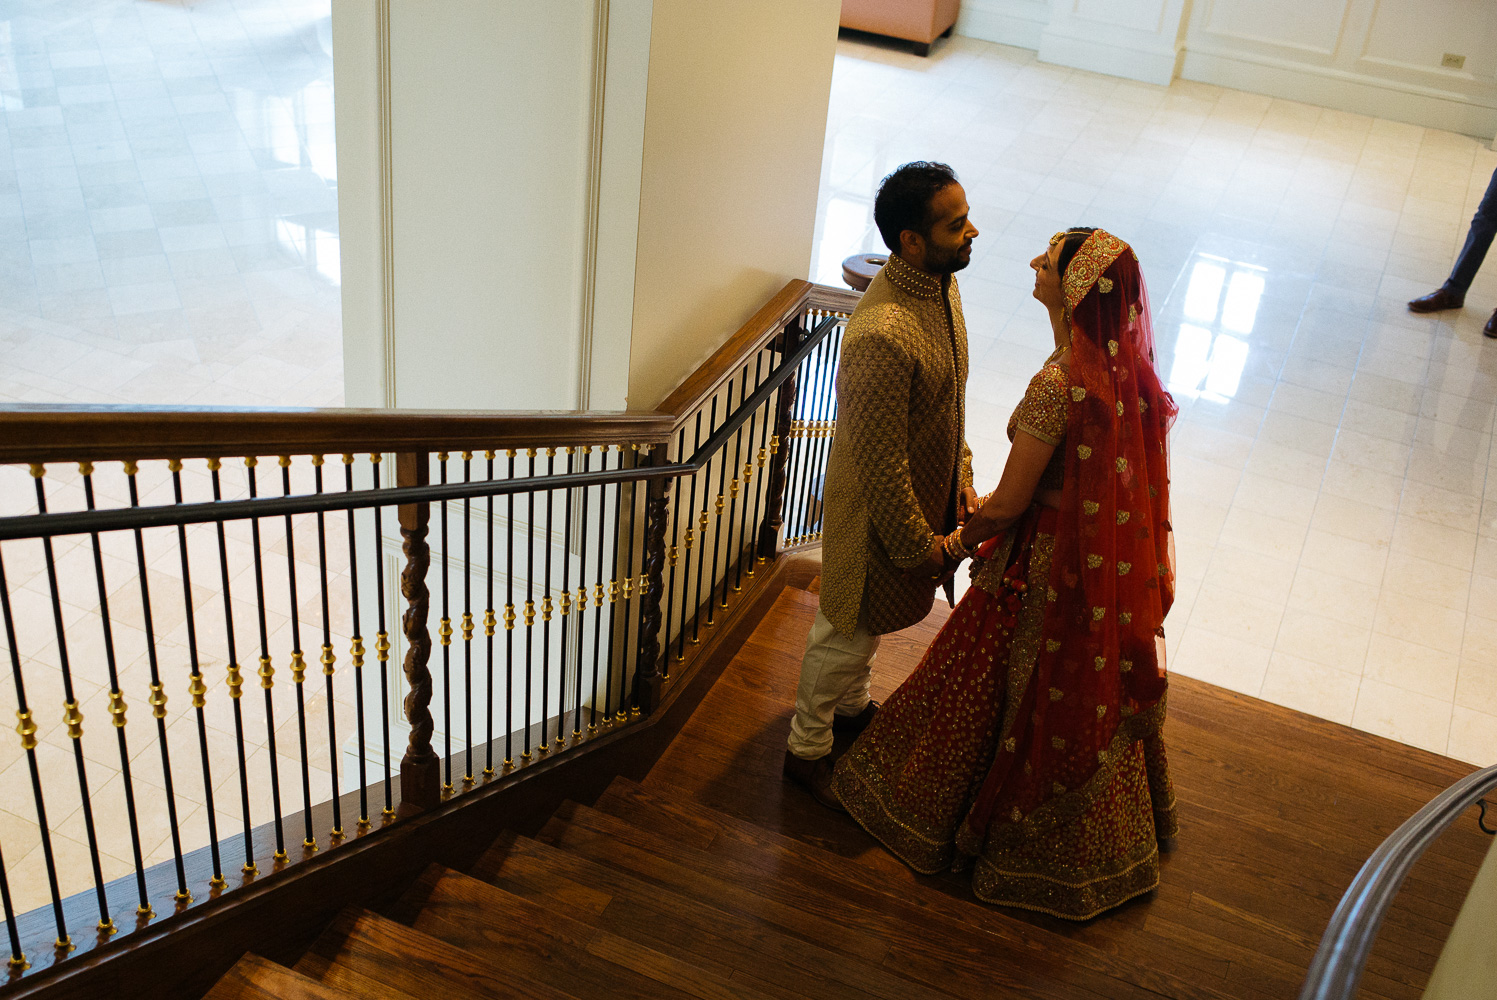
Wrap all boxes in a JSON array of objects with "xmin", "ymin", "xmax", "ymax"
[{"xmin": 960, "ymin": 230, "xmax": 1178, "ymax": 847}]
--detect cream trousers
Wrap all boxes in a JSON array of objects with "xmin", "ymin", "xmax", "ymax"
[{"xmin": 787, "ymin": 608, "xmax": 880, "ymax": 760}]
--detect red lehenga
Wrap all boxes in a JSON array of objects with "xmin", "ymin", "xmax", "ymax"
[{"xmin": 831, "ymin": 230, "xmax": 1180, "ymax": 920}]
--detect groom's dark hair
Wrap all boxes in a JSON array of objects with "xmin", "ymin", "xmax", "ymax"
[{"xmin": 874, "ymin": 161, "xmax": 959, "ymax": 252}]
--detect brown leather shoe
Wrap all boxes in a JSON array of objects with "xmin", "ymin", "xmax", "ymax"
[
  {"xmin": 1408, "ymin": 287, "xmax": 1464, "ymax": 313},
  {"xmin": 1485, "ymin": 309, "xmax": 1497, "ymax": 339},
  {"xmin": 832, "ymin": 699, "xmax": 880, "ymax": 737},
  {"xmin": 782, "ymin": 750, "xmax": 845, "ymax": 811}
]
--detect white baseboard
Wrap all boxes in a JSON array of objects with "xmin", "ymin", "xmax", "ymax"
[
  {"xmin": 954, "ymin": 0, "xmax": 1048, "ymax": 51},
  {"xmin": 1038, "ymin": 27, "xmax": 1178, "ymax": 87},
  {"xmin": 1181, "ymin": 46, "xmax": 1497, "ymax": 141}
]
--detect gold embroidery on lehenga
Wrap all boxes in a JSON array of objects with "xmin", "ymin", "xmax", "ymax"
[
  {"xmin": 1117, "ymin": 511, "xmax": 1130, "ymax": 524},
  {"xmin": 1078, "ymin": 445, "xmax": 1092, "ymax": 459},
  {"xmin": 1083, "ymin": 500, "xmax": 1099, "ymax": 515},
  {"xmin": 1118, "ymin": 562, "xmax": 1131, "ymax": 576},
  {"xmin": 1086, "ymin": 554, "xmax": 1102, "ymax": 568}
]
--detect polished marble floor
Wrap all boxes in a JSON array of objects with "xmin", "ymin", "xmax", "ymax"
[
  {"xmin": 811, "ymin": 32, "xmax": 1497, "ymax": 766},
  {"xmin": 0, "ymin": 0, "xmax": 342, "ymax": 408}
]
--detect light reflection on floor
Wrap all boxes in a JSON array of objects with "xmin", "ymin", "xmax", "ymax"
[
  {"xmin": 812, "ymin": 31, "xmax": 1497, "ymax": 766},
  {"xmin": 0, "ymin": 0, "xmax": 342, "ymax": 408}
]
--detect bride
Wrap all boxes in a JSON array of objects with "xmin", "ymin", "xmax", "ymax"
[{"xmin": 831, "ymin": 227, "xmax": 1179, "ymax": 920}]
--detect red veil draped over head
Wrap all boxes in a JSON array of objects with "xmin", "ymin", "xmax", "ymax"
[{"xmin": 959, "ymin": 230, "xmax": 1178, "ymax": 852}]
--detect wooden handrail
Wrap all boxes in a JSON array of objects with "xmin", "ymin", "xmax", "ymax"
[
  {"xmin": 0, "ymin": 406, "xmax": 673, "ymax": 464},
  {"xmin": 653, "ymin": 279, "xmax": 816, "ymax": 424},
  {"xmin": 0, "ymin": 279, "xmax": 864, "ymax": 466}
]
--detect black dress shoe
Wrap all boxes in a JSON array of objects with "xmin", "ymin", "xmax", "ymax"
[
  {"xmin": 1408, "ymin": 287, "xmax": 1464, "ymax": 313},
  {"xmin": 1485, "ymin": 309, "xmax": 1497, "ymax": 339},
  {"xmin": 832, "ymin": 700, "xmax": 880, "ymax": 737},
  {"xmin": 782, "ymin": 750, "xmax": 845, "ymax": 811}
]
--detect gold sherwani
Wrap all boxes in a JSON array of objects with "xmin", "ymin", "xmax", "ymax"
[{"xmin": 820, "ymin": 254, "xmax": 974, "ymax": 638}]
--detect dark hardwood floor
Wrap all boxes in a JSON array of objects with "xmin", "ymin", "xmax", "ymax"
[
  {"xmin": 203, "ymin": 575, "xmax": 1489, "ymax": 1000},
  {"xmin": 640, "ymin": 584, "xmax": 1490, "ymax": 1000}
]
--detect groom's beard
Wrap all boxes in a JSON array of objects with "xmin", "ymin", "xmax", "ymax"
[{"xmin": 927, "ymin": 240, "xmax": 973, "ymax": 275}]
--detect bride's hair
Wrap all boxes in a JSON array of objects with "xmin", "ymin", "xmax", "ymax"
[{"xmin": 1055, "ymin": 226, "xmax": 1097, "ymax": 279}]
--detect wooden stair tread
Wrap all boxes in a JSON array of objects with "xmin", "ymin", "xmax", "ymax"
[
  {"xmin": 591, "ymin": 778, "xmax": 1291, "ymax": 1000},
  {"xmin": 203, "ymin": 954, "xmax": 366, "ymax": 1000},
  {"xmin": 474, "ymin": 828, "xmax": 955, "ymax": 1000},
  {"xmin": 541, "ymin": 793, "xmax": 1236, "ymax": 1000},
  {"xmin": 403, "ymin": 864, "xmax": 785, "ymax": 1000},
  {"xmin": 295, "ymin": 907, "xmax": 577, "ymax": 1000}
]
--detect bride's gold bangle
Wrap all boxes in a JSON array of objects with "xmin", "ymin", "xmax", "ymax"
[{"xmin": 944, "ymin": 528, "xmax": 972, "ymax": 562}]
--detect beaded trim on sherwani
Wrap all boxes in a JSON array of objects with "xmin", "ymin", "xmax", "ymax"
[
  {"xmin": 1060, "ymin": 230, "xmax": 1130, "ymax": 313},
  {"xmin": 882, "ymin": 253, "xmax": 943, "ymax": 299}
]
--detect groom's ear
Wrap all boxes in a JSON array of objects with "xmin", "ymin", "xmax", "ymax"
[{"xmin": 898, "ymin": 228, "xmax": 925, "ymax": 261}]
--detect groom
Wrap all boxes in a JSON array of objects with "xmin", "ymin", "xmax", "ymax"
[{"xmin": 784, "ymin": 161, "xmax": 979, "ymax": 809}]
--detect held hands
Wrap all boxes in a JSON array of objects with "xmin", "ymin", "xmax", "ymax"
[{"xmin": 957, "ymin": 487, "xmax": 980, "ymax": 525}]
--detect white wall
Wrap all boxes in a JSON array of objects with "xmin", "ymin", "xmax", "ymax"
[
  {"xmin": 626, "ymin": 0, "xmax": 842, "ymax": 410},
  {"xmin": 954, "ymin": 0, "xmax": 1497, "ymax": 139}
]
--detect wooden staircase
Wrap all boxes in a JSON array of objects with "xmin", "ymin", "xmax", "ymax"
[{"xmin": 202, "ymin": 580, "xmax": 1488, "ymax": 1000}]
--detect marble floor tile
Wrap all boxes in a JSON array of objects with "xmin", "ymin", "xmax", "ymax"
[{"xmin": 811, "ymin": 30, "xmax": 1497, "ymax": 767}]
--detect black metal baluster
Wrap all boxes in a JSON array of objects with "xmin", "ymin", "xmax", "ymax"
[
  {"xmin": 619, "ymin": 445, "xmax": 639, "ymax": 719},
  {"xmin": 800, "ymin": 330, "xmax": 839, "ymax": 541},
  {"xmin": 483, "ymin": 450, "xmax": 496, "ymax": 778},
  {"xmin": 604, "ymin": 448, "xmax": 624, "ymax": 722},
  {"xmin": 783, "ymin": 337, "xmax": 817, "ymax": 542},
  {"xmin": 245, "ymin": 458, "xmax": 287, "ymax": 863},
  {"xmin": 810, "ymin": 326, "xmax": 845, "ymax": 539},
  {"xmin": 170, "ymin": 462, "xmax": 223, "ymax": 888},
  {"xmin": 30, "ymin": 467, "xmax": 111, "ymax": 938},
  {"xmin": 0, "ymin": 835, "xmax": 20, "ymax": 970},
  {"xmin": 572, "ymin": 446, "xmax": 590, "ymax": 740},
  {"xmin": 311, "ymin": 457, "xmax": 342, "ymax": 842},
  {"xmin": 371, "ymin": 454, "xmax": 394, "ymax": 821},
  {"xmin": 504, "ymin": 449, "xmax": 516, "ymax": 769},
  {"xmin": 0, "ymin": 545, "xmax": 66, "ymax": 952},
  {"xmin": 558, "ymin": 447, "xmax": 575, "ymax": 746},
  {"xmin": 793, "ymin": 336, "xmax": 834, "ymax": 541},
  {"xmin": 79, "ymin": 464, "xmax": 150, "ymax": 919},
  {"xmin": 705, "ymin": 381, "xmax": 733, "ymax": 627},
  {"xmin": 123, "ymin": 462, "xmax": 188, "ymax": 905},
  {"xmin": 211, "ymin": 459, "xmax": 258, "ymax": 870},
  {"xmin": 678, "ymin": 414, "xmax": 703, "ymax": 662},
  {"xmin": 721, "ymin": 366, "xmax": 751, "ymax": 606},
  {"xmin": 342, "ymin": 455, "xmax": 369, "ymax": 830},
  {"xmin": 691, "ymin": 401, "xmax": 717, "ymax": 643},
  {"xmin": 437, "ymin": 453, "xmax": 451, "ymax": 794},
  {"xmin": 736, "ymin": 349, "xmax": 767, "ymax": 589},
  {"xmin": 461, "ymin": 451, "xmax": 473, "ymax": 786},
  {"xmin": 661, "ymin": 429, "xmax": 685, "ymax": 678},
  {"xmin": 589, "ymin": 447, "xmax": 609, "ymax": 732},
  {"xmin": 748, "ymin": 342, "xmax": 777, "ymax": 570},
  {"xmin": 277, "ymin": 457, "xmax": 315, "ymax": 854},
  {"xmin": 523, "ymin": 450, "xmax": 536, "ymax": 761},
  {"xmin": 540, "ymin": 449, "xmax": 554, "ymax": 753}
]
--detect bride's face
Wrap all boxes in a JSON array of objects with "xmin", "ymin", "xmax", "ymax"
[{"xmin": 1030, "ymin": 241, "xmax": 1064, "ymax": 310}]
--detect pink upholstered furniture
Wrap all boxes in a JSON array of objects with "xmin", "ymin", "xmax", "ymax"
[{"xmin": 840, "ymin": 0, "xmax": 961, "ymax": 56}]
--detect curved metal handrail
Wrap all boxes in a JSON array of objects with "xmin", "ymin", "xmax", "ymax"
[{"xmin": 1299, "ymin": 762, "xmax": 1497, "ymax": 1000}]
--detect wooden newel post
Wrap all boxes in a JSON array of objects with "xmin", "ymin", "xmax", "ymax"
[
  {"xmin": 396, "ymin": 451, "xmax": 439, "ymax": 813},
  {"xmin": 633, "ymin": 444, "xmax": 669, "ymax": 715},
  {"xmin": 757, "ymin": 319, "xmax": 803, "ymax": 560}
]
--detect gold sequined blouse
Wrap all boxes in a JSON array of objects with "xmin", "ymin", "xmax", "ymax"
[{"xmin": 1007, "ymin": 361, "xmax": 1069, "ymax": 491}]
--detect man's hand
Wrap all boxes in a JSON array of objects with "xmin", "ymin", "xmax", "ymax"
[
  {"xmin": 957, "ymin": 487, "xmax": 980, "ymax": 525},
  {"xmin": 905, "ymin": 535, "xmax": 948, "ymax": 582}
]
